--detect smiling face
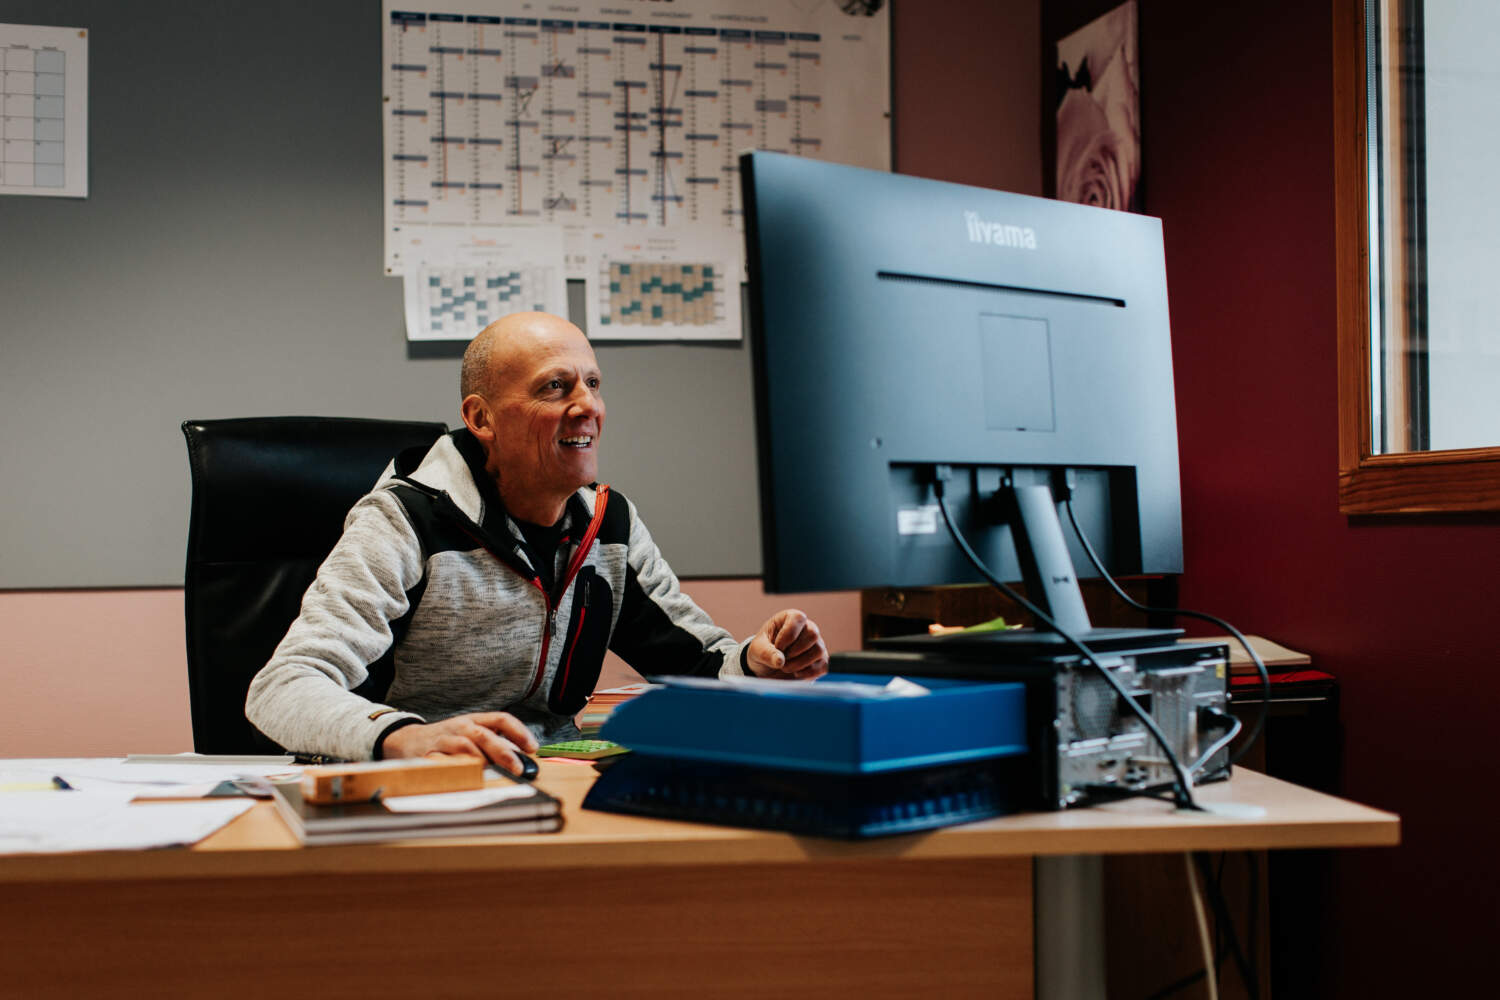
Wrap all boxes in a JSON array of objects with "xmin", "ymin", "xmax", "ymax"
[{"xmin": 460, "ymin": 313, "xmax": 605, "ymax": 526}]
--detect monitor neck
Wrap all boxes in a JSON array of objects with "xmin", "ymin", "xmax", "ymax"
[{"xmin": 997, "ymin": 484, "xmax": 1093, "ymax": 635}]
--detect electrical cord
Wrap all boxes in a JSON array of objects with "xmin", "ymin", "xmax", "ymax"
[
  {"xmin": 1142, "ymin": 850, "xmax": 1262, "ymax": 1000},
  {"xmin": 1195, "ymin": 851, "xmax": 1261, "ymax": 999},
  {"xmin": 1185, "ymin": 853, "xmax": 1220, "ymax": 1000},
  {"xmin": 1192, "ymin": 707, "xmax": 1243, "ymax": 774},
  {"xmin": 1143, "ymin": 852, "xmax": 1262, "ymax": 1000},
  {"xmin": 1143, "ymin": 969, "xmax": 1208, "ymax": 1000},
  {"xmin": 1059, "ymin": 492, "xmax": 1272, "ymax": 772},
  {"xmin": 1086, "ymin": 710, "xmax": 1240, "ymax": 800},
  {"xmin": 930, "ymin": 470, "xmax": 1201, "ymax": 811}
]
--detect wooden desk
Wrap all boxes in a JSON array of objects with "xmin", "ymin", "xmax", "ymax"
[{"xmin": 0, "ymin": 765, "xmax": 1396, "ymax": 1000}]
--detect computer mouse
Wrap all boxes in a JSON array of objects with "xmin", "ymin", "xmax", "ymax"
[{"xmin": 513, "ymin": 752, "xmax": 539, "ymax": 781}]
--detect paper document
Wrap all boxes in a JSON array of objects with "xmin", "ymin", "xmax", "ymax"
[
  {"xmin": 2, "ymin": 757, "xmax": 302, "ymax": 796},
  {"xmin": 380, "ymin": 1, "xmax": 891, "ymax": 274},
  {"xmin": 0, "ymin": 790, "xmax": 252, "ymax": 853},
  {"xmin": 398, "ymin": 224, "xmax": 567, "ymax": 341},
  {"xmin": 583, "ymin": 226, "xmax": 742, "ymax": 341},
  {"xmin": 0, "ymin": 22, "xmax": 89, "ymax": 198},
  {"xmin": 382, "ymin": 784, "xmax": 536, "ymax": 812},
  {"xmin": 657, "ymin": 675, "xmax": 930, "ymax": 700}
]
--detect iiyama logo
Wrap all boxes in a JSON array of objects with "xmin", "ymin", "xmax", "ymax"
[{"xmin": 964, "ymin": 210, "xmax": 1037, "ymax": 250}]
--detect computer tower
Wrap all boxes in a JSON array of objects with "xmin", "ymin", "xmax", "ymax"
[{"xmin": 832, "ymin": 639, "xmax": 1232, "ymax": 809}]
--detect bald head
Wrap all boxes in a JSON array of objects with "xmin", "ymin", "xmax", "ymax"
[
  {"xmin": 458, "ymin": 311, "xmax": 605, "ymax": 524},
  {"xmin": 461, "ymin": 311, "xmax": 587, "ymax": 402}
]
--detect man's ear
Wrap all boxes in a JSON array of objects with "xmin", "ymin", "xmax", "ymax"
[{"xmin": 460, "ymin": 394, "xmax": 493, "ymax": 444}]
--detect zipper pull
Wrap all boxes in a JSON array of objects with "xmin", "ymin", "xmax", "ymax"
[{"xmin": 548, "ymin": 607, "xmax": 558, "ymax": 637}]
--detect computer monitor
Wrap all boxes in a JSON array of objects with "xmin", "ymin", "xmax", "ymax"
[{"xmin": 740, "ymin": 152, "xmax": 1184, "ymax": 635}]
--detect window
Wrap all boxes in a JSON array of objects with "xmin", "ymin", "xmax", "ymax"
[{"xmin": 1336, "ymin": 0, "xmax": 1500, "ymax": 513}]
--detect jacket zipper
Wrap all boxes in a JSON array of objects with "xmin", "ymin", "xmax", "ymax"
[
  {"xmin": 419, "ymin": 483, "xmax": 611, "ymax": 704},
  {"xmin": 553, "ymin": 578, "xmax": 591, "ymax": 703},
  {"xmin": 519, "ymin": 485, "xmax": 610, "ymax": 701}
]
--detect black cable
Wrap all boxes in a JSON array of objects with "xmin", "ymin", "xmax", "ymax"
[
  {"xmin": 931, "ymin": 474, "xmax": 1201, "ymax": 811},
  {"xmin": 1193, "ymin": 851, "xmax": 1260, "ymax": 998},
  {"xmin": 1143, "ymin": 968, "xmax": 1206, "ymax": 1000},
  {"xmin": 1060, "ymin": 495, "xmax": 1272, "ymax": 770},
  {"xmin": 1147, "ymin": 852, "xmax": 1262, "ymax": 1000},
  {"xmin": 1245, "ymin": 850, "xmax": 1261, "ymax": 1000},
  {"xmin": 1214, "ymin": 852, "xmax": 1262, "ymax": 999},
  {"xmin": 1213, "ymin": 853, "xmax": 1229, "ymax": 975}
]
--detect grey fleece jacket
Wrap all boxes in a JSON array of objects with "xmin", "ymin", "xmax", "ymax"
[{"xmin": 245, "ymin": 430, "xmax": 749, "ymax": 761}]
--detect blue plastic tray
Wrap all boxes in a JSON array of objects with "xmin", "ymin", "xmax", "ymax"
[
  {"xmin": 599, "ymin": 673, "xmax": 1028, "ymax": 774},
  {"xmin": 582, "ymin": 753, "xmax": 1033, "ymax": 838}
]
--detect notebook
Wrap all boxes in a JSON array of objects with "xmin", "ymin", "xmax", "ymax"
[{"xmin": 269, "ymin": 773, "xmax": 561, "ymax": 846}]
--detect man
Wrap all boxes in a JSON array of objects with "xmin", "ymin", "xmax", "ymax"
[{"xmin": 246, "ymin": 311, "xmax": 829, "ymax": 775}]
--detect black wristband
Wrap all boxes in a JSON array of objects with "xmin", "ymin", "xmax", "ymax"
[{"xmin": 372, "ymin": 717, "xmax": 422, "ymax": 760}]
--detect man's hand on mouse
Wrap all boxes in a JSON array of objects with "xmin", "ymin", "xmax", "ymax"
[
  {"xmin": 380, "ymin": 711, "xmax": 538, "ymax": 777},
  {"xmin": 745, "ymin": 609, "xmax": 830, "ymax": 681}
]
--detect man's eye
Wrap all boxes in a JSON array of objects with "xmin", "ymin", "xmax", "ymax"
[{"xmin": 587, "ymin": 377, "xmax": 602, "ymax": 390}]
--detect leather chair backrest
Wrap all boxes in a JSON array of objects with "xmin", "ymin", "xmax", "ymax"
[{"xmin": 182, "ymin": 416, "xmax": 447, "ymax": 754}]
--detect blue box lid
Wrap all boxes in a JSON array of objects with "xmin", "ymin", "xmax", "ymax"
[{"xmin": 599, "ymin": 673, "xmax": 1028, "ymax": 774}]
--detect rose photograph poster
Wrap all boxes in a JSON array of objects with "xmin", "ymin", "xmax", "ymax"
[{"xmin": 1056, "ymin": 1, "xmax": 1141, "ymax": 212}]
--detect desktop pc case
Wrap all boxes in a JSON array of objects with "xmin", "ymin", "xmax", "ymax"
[{"xmin": 832, "ymin": 638, "xmax": 1232, "ymax": 810}]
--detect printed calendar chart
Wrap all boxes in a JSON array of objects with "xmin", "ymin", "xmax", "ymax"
[
  {"xmin": 584, "ymin": 226, "xmax": 741, "ymax": 341},
  {"xmin": 381, "ymin": 1, "xmax": 887, "ymax": 342},
  {"xmin": 401, "ymin": 225, "xmax": 567, "ymax": 341},
  {"xmin": 1, "ymin": 23, "xmax": 88, "ymax": 198}
]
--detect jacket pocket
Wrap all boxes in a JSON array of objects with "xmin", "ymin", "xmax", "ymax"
[{"xmin": 548, "ymin": 567, "xmax": 614, "ymax": 716}]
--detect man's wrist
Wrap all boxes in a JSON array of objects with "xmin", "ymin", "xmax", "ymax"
[
  {"xmin": 373, "ymin": 717, "xmax": 422, "ymax": 759},
  {"xmin": 738, "ymin": 642, "xmax": 760, "ymax": 677}
]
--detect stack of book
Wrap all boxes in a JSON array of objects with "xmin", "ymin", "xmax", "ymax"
[
  {"xmin": 576, "ymin": 682, "xmax": 652, "ymax": 736},
  {"xmin": 270, "ymin": 773, "xmax": 561, "ymax": 846}
]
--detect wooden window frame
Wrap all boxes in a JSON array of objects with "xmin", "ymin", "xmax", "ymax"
[{"xmin": 1335, "ymin": 0, "xmax": 1500, "ymax": 514}]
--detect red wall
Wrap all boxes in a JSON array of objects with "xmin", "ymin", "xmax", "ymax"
[
  {"xmin": 893, "ymin": 1, "xmax": 1041, "ymax": 195},
  {"xmin": 1142, "ymin": 1, "xmax": 1494, "ymax": 994},
  {"xmin": 901, "ymin": 1, "xmax": 1497, "ymax": 994}
]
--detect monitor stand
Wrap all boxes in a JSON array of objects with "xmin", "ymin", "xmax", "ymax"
[{"xmin": 876, "ymin": 483, "xmax": 1181, "ymax": 660}]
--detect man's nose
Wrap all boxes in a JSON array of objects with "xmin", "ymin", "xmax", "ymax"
[{"xmin": 568, "ymin": 385, "xmax": 602, "ymax": 417}]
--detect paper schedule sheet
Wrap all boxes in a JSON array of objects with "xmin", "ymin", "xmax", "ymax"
[{"xmin": 1, "ymin": 22, "xmax": 88, "ymax": 198}]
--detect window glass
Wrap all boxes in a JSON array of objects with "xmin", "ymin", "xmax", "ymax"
[{"xmin": 1370, "ymin": 0, "xmax": 1500, "ymax": 454}]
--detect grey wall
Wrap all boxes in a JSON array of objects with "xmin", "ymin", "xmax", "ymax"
[{"xmin": 0, "ymin": 0, "xmax": 763, "ymax": 587}]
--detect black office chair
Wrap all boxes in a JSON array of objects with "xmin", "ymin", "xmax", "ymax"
[{"xmin": 181, "ymin": 416, "xmax": 447, "ymax": 754}]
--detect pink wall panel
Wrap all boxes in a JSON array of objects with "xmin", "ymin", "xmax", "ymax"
[
  {"xmin": 0, "ymin": 589, "xmax": 192, "ymax": 757},
  {"xmin": 0, "ymin": 583, "xmax": 861, "ymax": 758}
]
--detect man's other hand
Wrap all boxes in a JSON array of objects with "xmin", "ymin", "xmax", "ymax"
[
  {"xmin": 745, "ymin": 609, "xmax": 830, "ymax": 681},
  {"xmin": 381, "ymin": 712, "xmax": 539, "ymax": 777}
]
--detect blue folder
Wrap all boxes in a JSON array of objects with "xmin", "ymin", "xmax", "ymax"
[
  {"xmin": 598, "ymin": 673, "xmax": 1028, "ymax": 774},
  {"xmin": 583, "ymin": 674, "xmax": 1032, "ymax": 838}
]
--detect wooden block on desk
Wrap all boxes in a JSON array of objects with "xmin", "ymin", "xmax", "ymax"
[{"xmin": 301, "ymin": 757, "xmax": 483, "ymax": 803}]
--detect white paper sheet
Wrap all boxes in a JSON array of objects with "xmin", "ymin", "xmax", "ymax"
[
  {"xmin": 1, "ymin": 757, "xmax": 301, "ymax": 794},
  {"xmin": 0, "ymin": 22, "xmax": 88, "ymax": 198},
  {"xmin": 380, "ymin": 0, "xmax": 891, "ymax": 275},
  {"xmin": 658, "ymin": 675, "xmax": 930, "ymax": 699},
  {"xmin": 399, "ymin": 224, "xmax": 567, "ymax": 340},
  {"xmin": 583, "ymin": 225, "xmax": 742, "ymax": 341},
  {"xmin": 0, "ymin": 791, "xmax": 253, "ymax": 854},
  {"xmin": 382, "ymin": 784, "xmax": 535, "ymax": 812}
]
